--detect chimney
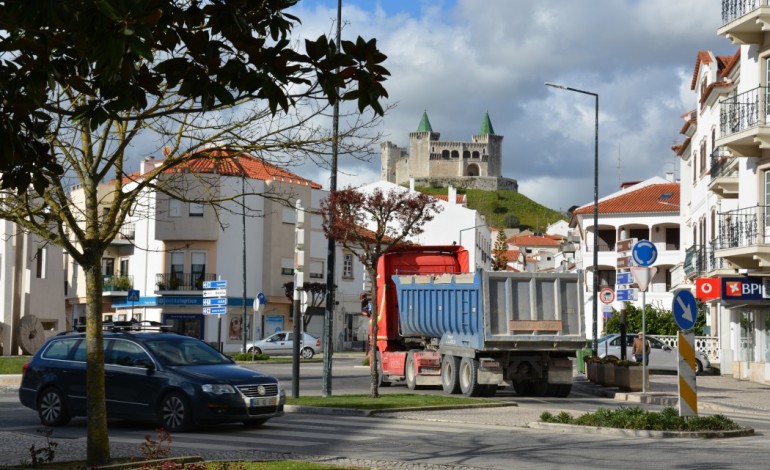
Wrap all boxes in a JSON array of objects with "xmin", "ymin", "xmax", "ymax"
[
  {"xmin": 665, "ymin": 172, "xmax": 674, "ymax": 182},
  {"xmin": 448, "ymin": 185, "xmax": 456, "ymax": 205},
  {"xmin": 140, "ymin": 156, "xmax": 160, "ymax": 174}
]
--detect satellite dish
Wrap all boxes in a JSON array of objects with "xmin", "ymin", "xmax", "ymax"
[{"xmin": 18, "ymin": 315, "xmax": 45, "ymax": 355}]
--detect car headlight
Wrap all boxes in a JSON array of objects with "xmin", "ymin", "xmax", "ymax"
[{"xmin": 201, "ymin": 384, "xmax": 236, "ymax": 394}]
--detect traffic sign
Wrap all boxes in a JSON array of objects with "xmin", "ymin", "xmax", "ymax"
[
  {"xmin": 203, "ymin": 297, "xmax": 228, "ymax": 306},
  {"xmin": 203, "ymin": 307, "xmax": 227, "ymax": 315},
  {"xmin": 616, "ymin": 272, "xmax": 634, "ymax": 285},
  {"xmin": 616, "ymin": 256, "xmax": 633, "ymax": 269},
  {"xmin": 631, "ymin": 266, "xmax": 657, "ymax": 292},
  {"xmin": 203, "ymin": 280, "xmax": 227, "ymax": 289},
  {"xmin": 257, "ymin": 292, "xmax": 266, "ymax": 305},
  {"xmin": 599, "ymin": 287, "xmax": 615, "ymax": 304},
  {"xmin": 672, "ymin": 290, "xmax": 698, "ymax": 330},
  {"xmin": 616, "ymin": 288, "xmax": 638, "ymax": 301},
  {"xmin": 616, "ymin": 238, "xmax": 637, "ymax": 253},
  {"xmin": 631, "ymin": 240, "xmax": 657, "ymax": 267},
  {"xmin": 203, "ymin": 288, "xmax": 227, "ymax": 297},
  {"xmin": 127, "ymin": 289, "xmax": 140, "ymax": 302}
]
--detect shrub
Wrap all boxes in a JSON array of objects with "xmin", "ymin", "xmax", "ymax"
[{"xmin": 539, "ymin": 406, "xmax": 742, "ymax": 432}]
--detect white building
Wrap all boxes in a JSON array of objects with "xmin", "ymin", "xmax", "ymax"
[{"xmin": 570, "ymin": 177, "xmax": 682, "ymax": 340}]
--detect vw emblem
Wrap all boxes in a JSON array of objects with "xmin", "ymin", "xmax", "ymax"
[{"xmin": 257, "ymin": 385, "xmax": 266, "ymax": 396}]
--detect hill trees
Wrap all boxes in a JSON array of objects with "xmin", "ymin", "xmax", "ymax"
[{"xmin": 0, "ymin": 1, "xmax": 388, "ymax": 465}]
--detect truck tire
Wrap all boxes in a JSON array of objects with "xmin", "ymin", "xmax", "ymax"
[
  {"xmin": 376, "ymin": 353, "xmax": 391, "ymax": 387},
  {"xmin": 459, "ymin": 357, "xmax": 483, "ymax": 397},
  {"xmin": 441, "ymin": 355, "xmax": 461, "ymax": 394},
  {"xmin": 480, "ymin": 384, "xmax": 498, "ymax": 397},
  {"xmin": 405, "ymin": 352, "xmax": 421, "ymax": 390},
  {"xmin": 554, "ymin": 384, "xmax": 572, "ymax": 397},
  {"xmin": 512, "ymin": 380, "xmax": 535, "ymax": 396}
]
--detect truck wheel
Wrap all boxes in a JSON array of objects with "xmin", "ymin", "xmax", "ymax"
[
  {"xmin": 554, "ymin": 384, "xmax": 572, "ymax": 397},
  {"xmin": 512, "ymin": 380, "xmax": 535, "ymax": 396},
  {"xmin": 459, "ymin": 357, "xmax": 482, "ymax": 397},
  {"xmin": 405, "ymin": 352, "xmax": 420, "ymax": 390},
  {"xmin": 481, "ymin": 384, "xmax": 498, "ymax": 397},
  {"xmin": 441, "ymin": 355, "xmax": 461, "ymax": 394},
  {"xmin": 377, "ymin": 355, "xmax": 391, "ymax": 387}
]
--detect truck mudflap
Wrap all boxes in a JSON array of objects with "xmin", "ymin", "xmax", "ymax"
[
  {"xmin": 547, "ymin": 357, "xmax": 573, "ymax": 385},
  {"xmin": 477, "ymin": 358, "xmax": 504, "ymax": 385}
]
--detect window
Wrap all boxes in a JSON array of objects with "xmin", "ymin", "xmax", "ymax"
[
  {"xmin": 189, "ymin": 202, "xmax": 204, "ymax": 217},
  {"xmin": 665, "ymin": 228, "xmax": 680, "ymax": 250},
  {"xmin": 700, "ymin": 142, "xmax": 706, "ymax": 176},
  {"xmin": 342, "ymin": 253, "xmax": 354, "ymax": 279},
  {"xmin": 597, "ymin": 269, "xmax": 616, "ymax": 290},
  {"xmin": 119, "ymin": 258, "xmax": 129, "ymax": 277},
  {"xmin": 281, "ymin": 258, "xmax": 294, "ymax": 276},
  {"xmin": 102, "ymin": 257, "xmax": 115, "ymax": 276},
  {"xmin": 171, "ymin": 252, "xmax": 184, "ymax": 282},
  {"xmin": 310, "ymin": 260, "xmax": 324, "ymax": 279},
  {"xmin": 191, "ymin": 252, "xmax": 206, "ymax": 286},
  {"xmin": 36, "ymin": 247, "xmax": 47, "ymax": 279},
  {"xmin": 169, "ymin": 198, "xmax": 182, "ymax": 217}
]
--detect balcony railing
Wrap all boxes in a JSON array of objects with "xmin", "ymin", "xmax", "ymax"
[
  {"xmin": 722, "ymin": 0, "xmax": 765, "ymax": 24},
  {"xmin": 103, "ymin": 275, "xmax": 133, "ymax": 292},
  {"xmin": 155, "ymin": 272, "xmax": 217, "ymax": 291},
  {"xmin": 710, "ymin": 146, "xmax": 737, "ymax": 179},
  {"xmin": 684, "ymin": 244, "xmax": 726, "ymax": 277},
  {"xmin": 715, "ymin": 205, "xmax": 770, "ymax": 249},
  {"xmin": 720, "ymin": 87, "xmax": 769, "ymax": 138}
]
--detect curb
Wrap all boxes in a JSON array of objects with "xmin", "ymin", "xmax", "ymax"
[
  {"xmin": 285, "ymin": 402, "xmax": 517, "ymax": 417},
  {"xmin": 527, "ymin": 422, "xmax": 755, "ymax": 439}
]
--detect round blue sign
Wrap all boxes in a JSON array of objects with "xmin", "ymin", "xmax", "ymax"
[
  {"xmin": 632, "ymin": 240, "xmax": 658, "ymax": 267},
  {"xmin": 257, "ymin": 292, "xmax": 267, "ymax": 305},
  {"xmin": 672, "ymin": 290, "xmax": 697, "ymax": 330}
]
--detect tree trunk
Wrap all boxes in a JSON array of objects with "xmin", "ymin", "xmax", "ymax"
[
  {"xmin": 84, "ymin": 263, "xmax": 110, "ymax": 466},
  {"xmin": 368, "ymin": 279, "xmax": 380, "ymax": 399}
]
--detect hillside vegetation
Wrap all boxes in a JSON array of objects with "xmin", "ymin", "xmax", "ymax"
[{"xmin": 415, "ymin": 187, "xmax": 567, "ymax": 231}]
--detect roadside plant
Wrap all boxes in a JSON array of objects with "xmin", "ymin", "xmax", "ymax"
[
  {"xmin": 27, "ymin": 427, "xmax": 58, "ymax": 467},
  {"xmin": 540, "ymin": 406, "xmax": 743, "ymax": 431}
]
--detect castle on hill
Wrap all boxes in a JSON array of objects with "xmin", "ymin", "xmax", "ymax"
[{"xmin": 380, "ymin": 111, "xmax": 518, "ymax": 191}]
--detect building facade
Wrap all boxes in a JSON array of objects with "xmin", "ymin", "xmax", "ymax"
[{"xmin": 380, "ymin": 112, "xmax": 517, "ymax": 191}]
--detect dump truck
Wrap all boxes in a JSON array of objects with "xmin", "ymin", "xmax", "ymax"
[{"xmin": 374, "ymin": 245, "xmax": 586, "ymax": 397}]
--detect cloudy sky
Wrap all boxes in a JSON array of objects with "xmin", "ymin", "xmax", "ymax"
[{"xmin": 282, "ymin": 0, "xmax": 735, "ymax": 212}]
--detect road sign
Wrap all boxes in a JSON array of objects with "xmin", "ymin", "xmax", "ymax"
[
  {"xmin": 203, "ymin": 307, "xmax": 227, "ymax": 315},
  {"xmin": 631, "ymin": 266, "xmax": 657, "ymax": 292},
  {"xmin": 599, "ymin": 287, "xmax": 615, "ymax": 304},
  {"xmin": 127, "ymin": 289, "xmax": 140, "ymax": 302},
  {"xmin": 616, "ymin": 288, "xmax": 638, "ymax": 301},
  {"xmin": 203, "ymin": 288, "xmax": 227, "ymax": 297},
  {"xmin": 203, "ymin": 297, "xmax": 228, "ymax": 306},
  {"xmin": 672, "ymin": 290, "xmax": 698, "ymax": 330},
  {"xmin": 257, "ymin": 292, "xmax": 266, "ymax": 305},
  {"xmin": 616, "ymin": 256, "xmax": 633, "ymax": 269},
  {"xmin": 616, "ymin": 272, "xmax": 634, "ymax": 285},
  {"xmin": 631, "ymin": 240, "xmax": 657, "ymax": 267},
  {"xmin": 203, "ymin": 280, "xmax": 227, "ymax": 289},
  {"xmin": 616, "ymin": 238, "xmax": 637, "ymax": 253}
]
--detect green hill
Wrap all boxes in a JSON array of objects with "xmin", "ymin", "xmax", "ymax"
[{"xmin": 415, "ymin": 187, "xmax": 567, "ymax": 232}]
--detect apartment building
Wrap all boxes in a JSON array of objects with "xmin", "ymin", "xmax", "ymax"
[
  {"xmin": 570, "ymin": 177, "xmax": 682, "ymax": 340},
  {"xmin": 672, "ymin": 1, "xmax": 770, "ymax": 383}
]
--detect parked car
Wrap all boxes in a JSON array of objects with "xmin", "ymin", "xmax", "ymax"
[
  {"xmin": 596, "ymin": 333, "xmax": 711, "ymax": 375},
  {"xmin": 18, "ymin": 322, "xmax": 285, "ymax": 432},
  {"xmin": 245, "ymin": 331, "xmax": 322, "ymax": 359}
]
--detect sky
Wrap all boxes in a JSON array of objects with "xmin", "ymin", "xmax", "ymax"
[{"xmin": 280, "ymin": 0, "xmax": 735, "ymax": 213}]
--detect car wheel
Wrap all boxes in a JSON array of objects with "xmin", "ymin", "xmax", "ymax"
[
  {"xmin": 160, "ymin": 392, "xmax": 193, "ymax": 432},
  {"xmin": 37, "ymin": 387, "xmax": 71, "ymax": 427},
  {"xmin": 301, "ymin": 347, "xmax": 315, "ymax": 359},
  {"xmin": 250, "ymin": 348, "xmax": 262, "ymax": 355},
  {"xmin": 694, "ymin": 359, "xmax": 704, "ymax": 375}
]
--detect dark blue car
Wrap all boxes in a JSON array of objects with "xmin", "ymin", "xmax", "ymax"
[{"xmin": 19, "ymin": 324, "xmax": 285, "ymax": 432}]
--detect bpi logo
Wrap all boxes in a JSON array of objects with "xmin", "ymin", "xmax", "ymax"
[{"xmin": 720, "ymin": 277, "xmax": 766, "ymax": 301}]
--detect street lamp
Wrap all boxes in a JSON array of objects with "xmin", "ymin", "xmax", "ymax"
[{"xmin": 545, "ymin": 81, "xmax": 600, "ymax": 356}]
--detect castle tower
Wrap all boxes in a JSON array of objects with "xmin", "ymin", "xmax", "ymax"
[
  {"xmin": 473, "ymin": 111, "xmax": 504, "ymax": 177},
  {"xmin": 408, "ymin": 111, "xmax": 440, "ymax": 179}
]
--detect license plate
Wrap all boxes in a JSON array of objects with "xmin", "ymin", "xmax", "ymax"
[{"xmin": 249, "ymin": 397, "xmax": 276, "ymax": 407}]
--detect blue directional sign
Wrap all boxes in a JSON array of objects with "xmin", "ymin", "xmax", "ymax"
[
  {"xmin": 616, "ymin": 288, "xmax": 638, "ymax": 301},
  {"xmin": 616, "ymin": 272, "xmax": 634, "ymax": 285},
  {"xmin": 673, "ymin": 290, "xmax": 698, "ymax": 330},
  {"xmin": 257, "ymin": 292, "xmax": 267, "ymax": 305},
  {"xmin": 632, "ymin": 240, "xmax": 658, "ymax": 267},
  {"xmin": 127, "ymin": 289, "xmax": 140, "ymax": 302},
  {"xmin": 203, "ymin": 307, "xmax": 227, "ymax": 315},
  {"xmin": 203, "ymin": 280, "xmax": 227, "ymax": 289},
  {"xmin": 203, "ymin": 298, "xmax": 228, "ymax": 306}
]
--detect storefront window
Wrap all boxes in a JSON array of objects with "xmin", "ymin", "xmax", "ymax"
[{"xmin": 739, "ymin": 311, "xmax": 756, "ymax": 362}]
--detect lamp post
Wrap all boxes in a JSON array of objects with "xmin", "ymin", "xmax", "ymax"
[{"xmin": 545, "ymin": 81, "xmax": 600, "ymax": 356}]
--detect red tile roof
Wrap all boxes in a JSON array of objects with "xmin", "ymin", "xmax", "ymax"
[
  {"xmin": 690, "ymin": 51, "xmax": 713, "ymax": 90},
  {"xmin": 506, "ymin": 234, "xmax": 562, "ymax": 247},
  {"xmin": 573, "ymin": 182, "xmax": 679, "ymax": 215}
]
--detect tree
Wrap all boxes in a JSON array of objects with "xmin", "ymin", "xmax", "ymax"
[
  {"xmin": 320, "ymin": 187, "xmax": 442, "ymax": 398},
  {"xmin": 604, "ymin": 301, "xmax": 707, "ymax": 336},
  {"xmin": 491, "ymin": 230, "xmax": 509, "ymax": 271},
  {"xmin": 0, "ymin": 2, "xmax": 389, "ymax": 466},
  {"xmin": 283, "ymin": 281, "xmax": 329, "ymax": 331}
]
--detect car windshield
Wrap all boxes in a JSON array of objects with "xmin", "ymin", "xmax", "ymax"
[{"xmin": 144, "ymin": 338, "xmax": 232, "ymax": 366}]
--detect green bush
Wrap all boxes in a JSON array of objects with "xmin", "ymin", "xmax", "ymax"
[
  {"xmin": 230, "ymin": 352, "xmax": 270, "ymax": 361},
  {"xmin": 539, "ymin": 406, "xmax": 742, "ymax": 432}
]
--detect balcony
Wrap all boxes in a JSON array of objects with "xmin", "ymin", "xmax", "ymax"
[
  {"xmin": 714, "ymin": 205, "xmax": 770, "ymax": 268},
  {"xmin": 155, "ymin": 273, "xmax": 217, "ymax": 292},
  {"xmin": 719, "ymin": 0, "xmax": 770, "ymax": 44},
  {"xmin": 103, "ymin": 275, "xmax": 133, "ymax": 293},
  {"xmin": 708, "ymin": 147, "xmax": 739, "ymax": 198},
  {"xmin": 684, "ymin": 244, "xmax": 729, "ymax": 278},
  {"xmin": 718, "ymin": 87, "xmax": 770, "ymax": 156}
]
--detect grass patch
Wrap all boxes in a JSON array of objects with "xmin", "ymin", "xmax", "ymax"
[
  {"xmin": 540, "ymin": 406, "xmax": 743, "ymax": 432},
  {"xmin": 286, "ymin": 393, "xmax": 498, "ymax": 410},
  {"xmin": 0, "ymin": 356, "xmax": 28, "ymax": 374}
]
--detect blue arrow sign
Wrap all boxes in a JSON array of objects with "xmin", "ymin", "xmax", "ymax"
[
  {"xmin": 203, "ymin": 280, "xmax": 227, "ymax": 289},
  {"xmin": 616, "ymin": 288, "xmax": 638, "ymax": 301},
  {"xmin": 203, "ymin": 306, "xmax": 227, "ymax": 315},
  {"xmin": 632, "ymin": 240, "xmax": 658, "ymax": 267},
  {"xmin": 202, "ymin": 298, "xmax": 228, "ymax": 306},
  {"xmin": 616, "ymin": 272, "xmax": 634, "ymax": 285},
  {"xmin": 673, "ymin": 290, "xmax": 697, "ymax": 330},
  {"xmin": 257, "ymin": 292, "xmax": 267, "ymax": 305}
]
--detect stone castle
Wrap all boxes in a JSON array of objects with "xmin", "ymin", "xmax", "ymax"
[{"xmin": 380, "ymin": 111, "xmax": 518, "ymax": 191}]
